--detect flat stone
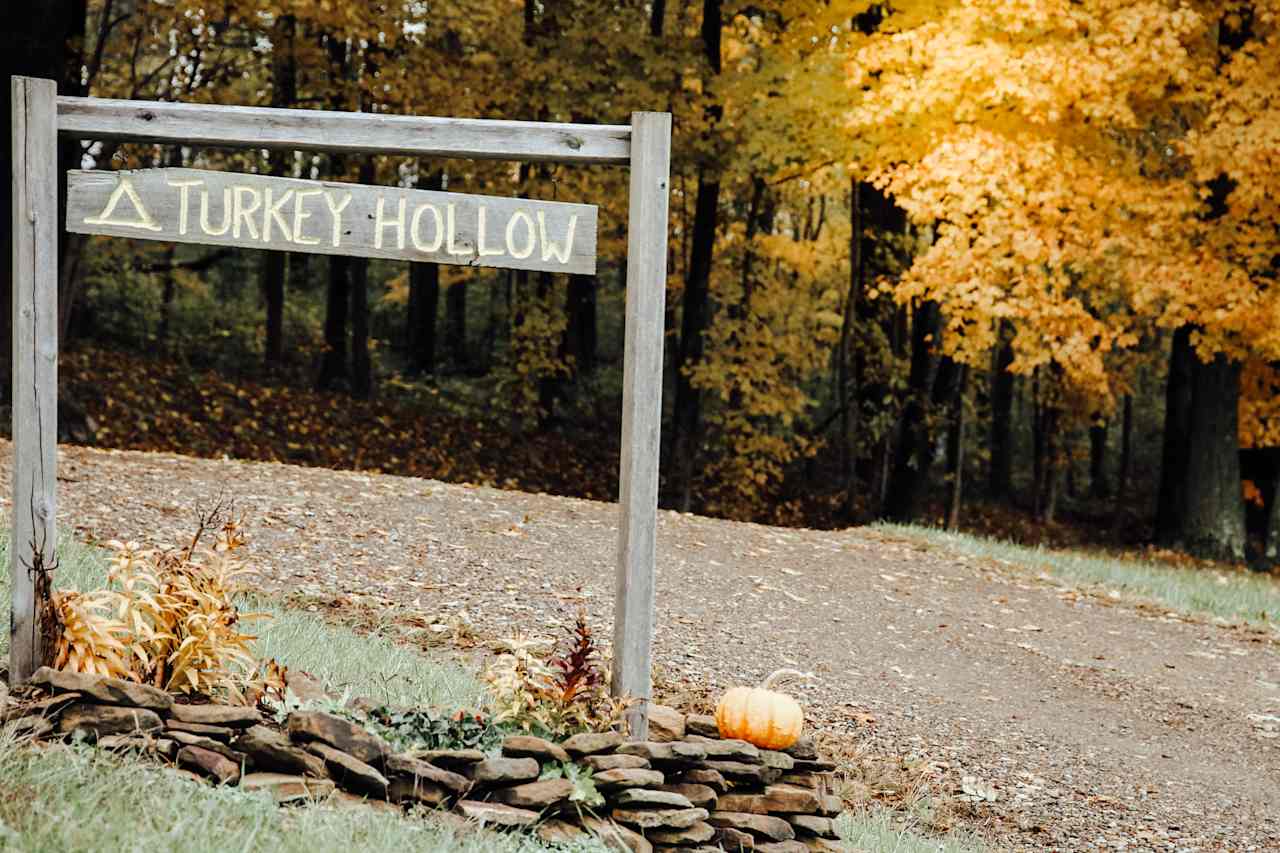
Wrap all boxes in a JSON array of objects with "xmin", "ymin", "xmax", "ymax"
[
  {"xmin": 97, "ymin": 733, "xmax": 177, "ymax": 758},
  {"xmin": 286, "ymin": 711, "xmax": 389, "ymax": 765},
  {"xmin": 760, "ymin": 750, "xmax": 795, "ymax": 771},
  {"xmin": 685, "ymin": 714, "xmax": 720, "ymax": 738},
  {"xmin": 709, "ymin": 811, "xmax": 796, "ymax": 842},
  {"xmin": 717, "ymin": 791, "xmax": 770, "ymax": 814},
  {"xmin": 688, "ymin": 736, "xmax": 761, "ymax": 761},
  {"xmin": 816, "ymin": 794, "xmax": 843, "ymax": 816},
  {"xmin": 412, "ymin": 748, "xmax": 485, "ymax": 767},
  {"xmin": 8, "ymin": 715, "xmax": 54, "ymax": 739},
  {"xmin": 612, "ymin": 806, "xmax": 708, "ymax": 830},
  {"xmin": 537, "ymin": 818, "xmax": 587, "ymax": 845},
  {"xmin": 647, "ymin": 820, "xmax": 716, "ymax": 844},
  {"xmin": 30, "ymin": 667, "xmax": 172, "ymax": 712},
  {"xmin": 164, "ymin": 719, "xmax": 235, "ymax": 739},
  {"xmin": 703, "ymin": 760, "xmax": 765, "ymax": 783},
  {"xmin": 306, "ymin": 742, "xmax": 388, "ymax": 796},
  {"xmin": 491, "ymin": 778, "xmax": 574, "ymax": 808},
  {"xmin": 800, "ymin": 839, "xmax": 846, "ymax": 852},
  {"xmin": 167, "ymin": 730, "xmax": 247, "ymax": 764},
  {"xmin": 241, "ymin": 772, "xmax": 336, "ymax": 803},
  {"xmin": 465, "ymin": 755, "xmax": 539, "ymax": 785},
  {"xmin": 782, "ymin": 736, "xmax": 817, "ymax": 760},
  {"xmin": 582, "ymin": 815, "xmax": 654, "ymax": 853},
  {"xmin": 387, "ymin": 776, "xmax": 449, "ymax": 805},
  {"xmin": 57, "ymin": 703, "xmax": 163, "ymax": 739},
  {"xmin": 501, "ymin": 734, "xmax": 569, "ymax": 763},
  {"xmin": 585, "ymin": 753, "xmax": 650, "ymax": 772},
  {"xmin": 657, "ymin": 782, "xmax": 717, "ymax": 808},
  {"xmin": 455, "ymin": 800, "xmax": 540, "ymax": 827},
  {"xmin": 617, "ymin": 741, "xmax": 705, "ymax": 763},
  {"xmin": 234, "ymin": 725, "xmax": 327, "ymax": 777},
  {"xmin": 788, "ymin": 815, "xmax": 837, "ymax": 838},
  {"xmin": 177, "ymin": 745, "xmax": 241, "ymax": 785},
  {"xmin": 762, "ymin": 784, "xmax": 822, "ymax": 813},
  {"xmin": 715, "ymin": 826, "xmax": 756, "ymax": 850},
  {"xmin": 612, "ymin": 788, "xmax": 693, "ymax": 808},
  {"xmin": 646, "ymin": 704, "xmax": 686, "ymax": 742},
  {"xmin": 593, "ymin": 767, "xmax": 665, "ymax": 789},
  {"xmin": 561, "ymin": 730, "xmax": 624, "ymax": 756},
  {"xmin": 170, "ymin": 704, "xmax": 262, "ymax": 727},
  {"xmin": 329, "ymin": 790, "xmax": 403, "ymax": 815},
  {"xmin": 679, "ymin": 768, "xmax": 729, "ymax": 794},
  {"xmin": 777, "ymin": 771, "xmax": 830, "ymax": 790},
  {"xmin": 385, "ymin": 752, "xmax": 472, "ymax": 794},
  {"xmin": 754, "ymin": 842, "xmax": 809, "ymax": 853},
  {"xmin": 1, "ymin": 691, "xmax": 80, "ymax": 723},
  {"xmin": 791, "ymin": 759, "xmax": 836, "ymax": 773}
]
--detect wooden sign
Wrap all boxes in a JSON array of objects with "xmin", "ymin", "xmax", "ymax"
[
  {"xmin": 17, "ymin": 80, "xmax": 671, "ymax": 740},
  {"xmin": 66, "ymin": 167, "xmax": 598, "ymax": 275}
]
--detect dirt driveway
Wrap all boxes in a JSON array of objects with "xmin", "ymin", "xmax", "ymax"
[{"xmin": 6, "ymin": 443, "xmax": 1278, "ymax": 851}]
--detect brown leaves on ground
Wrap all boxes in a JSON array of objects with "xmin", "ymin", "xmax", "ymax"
[{"xmin": 62, "ymin": 347, "xmax": 618, "ymax": 501}]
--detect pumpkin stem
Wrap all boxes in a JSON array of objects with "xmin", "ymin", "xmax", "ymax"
[{"xmin": 761, "ymin": 668, "xmax": 813, "ymax": 690}]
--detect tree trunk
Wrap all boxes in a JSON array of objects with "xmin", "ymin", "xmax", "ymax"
[
  {"xmin": 262, "ymin": 15, "xmax": 297, "ymax": 367},
  {"xmin": 988, "ymin": 333, "xmax": 1015, "ymax": 499},
  {"xmin": 563, "ymin": 273, "xmax": 597, "ymax": 376},
  {"xmin": 1156, "ymin": 327, "xmax": 1195, "ymax": 544},
  {"xmin": 883, "ymin": 302, "xmax": 957, "ymax": 522},
  {"xmin": 1180, "ymin": 352, "xmax": 1245, "ymax": 560},
  {"xmin": 668, "ymin": 0, "xmax": 722, "ymax": 512},
  {"xmin": 670, "ymin": 172, "xmax": 719, "ymax": 511},
  {"xmin": 1089, "ymin": 421, "xmax": 1109, "ymax": 499},
  {"xmin": 318, "ymin": 256, "xmax": 350, "ymax": 390},
  {"xmin": 1119, "ymin": 394, "xmax": 1133, "ymax": 496},
  {"xmin": 1038, "ymin": 406, "xmax": 1062, "ymax": 523},
  {"xmin": 947, "ymin": 366, "xmax": 969, "ymax": 530},
  {"xmin": 839, "ymin": 178, "xmax": 862, "ymax": 517},
  {"xmin": 446, "ymin": 282, "xmax": 469, "ymax": 369},
  {"xmin": 407, "ymin": 261, "xmax": 439, "ymax": 376}
]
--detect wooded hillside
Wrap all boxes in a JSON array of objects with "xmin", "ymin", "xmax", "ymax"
[{"xmin": 4, "ymin": 0, "xmax": 1278, "ymax": 563}]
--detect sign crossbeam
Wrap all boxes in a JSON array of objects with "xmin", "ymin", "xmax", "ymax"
[
  {"xmin": 12, "ymin": 77, "xmax": 670, "ymax": 740},
  {"xmin": 56, "ymin": 96, "xmax": 632, "ymax": 164}
]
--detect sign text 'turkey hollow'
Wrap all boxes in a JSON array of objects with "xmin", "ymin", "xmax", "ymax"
[{"xmin": 67, "ymin": 168, "xmax": 598, "ymax": 275}]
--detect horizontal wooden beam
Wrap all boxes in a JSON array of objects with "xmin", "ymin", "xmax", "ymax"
[{"xmin": 57, "ymin": 96, "xmax": 631, "ymax": 165}]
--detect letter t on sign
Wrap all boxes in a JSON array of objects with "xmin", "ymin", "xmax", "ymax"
[{"xmin": 612, "ymin": 112, "xmax": 671, "ymax": 740}]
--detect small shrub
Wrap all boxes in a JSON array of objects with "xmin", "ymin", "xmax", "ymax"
[
  {"xmin": 485, "ymin": 606, "xmax": 628, "ymax": 738},
  {"xmin": 51, "ymin": 512, "xmax": 267, "ymax": 699}
]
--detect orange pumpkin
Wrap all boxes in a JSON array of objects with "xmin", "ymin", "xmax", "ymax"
[{"xmin": 715, "ymin": 669, "xmax": 806, "ymax": 750}]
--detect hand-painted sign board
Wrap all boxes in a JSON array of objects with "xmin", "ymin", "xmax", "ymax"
[{"xmin": 66, "ymin": 167, "xmax": 598, "ymax": 275}]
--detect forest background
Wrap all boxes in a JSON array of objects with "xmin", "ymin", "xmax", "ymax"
[{"xmin": 3, "ymin": 0, "xmax": 1278, "ymax": 566}]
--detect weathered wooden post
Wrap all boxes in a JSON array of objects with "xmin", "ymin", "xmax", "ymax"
[
  {"xmin": 612, "ymin": 112, "xmax": 671, "ymax": 739},
  {"xmin": 9, "ymin": 76, "xmax": 59, "ymax": 685}
]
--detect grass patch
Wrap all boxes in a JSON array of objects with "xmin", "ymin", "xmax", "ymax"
[
  {"xmin": 836, "ymin": 809, "xmax": 988, "ymax": 853},
  {"xmin": 0, "ymin": 732, "xmax": 605, "ymax": 853},
  {"xmin": 879, "ymin": 523, "xmax": 1280, "ymax": 625}
]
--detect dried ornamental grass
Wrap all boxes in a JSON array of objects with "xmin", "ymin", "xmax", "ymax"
[{"xmin": 51, "ymin": 518, "xmax": 266, "ymax": 699}]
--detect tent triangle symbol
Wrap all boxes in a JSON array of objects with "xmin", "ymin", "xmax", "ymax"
[{"xmin": 83, "ymin": 175, "xmax": 162, "ymax": 232}]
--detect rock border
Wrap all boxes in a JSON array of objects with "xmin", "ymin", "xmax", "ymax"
[{"xmin": 7, "ymin": 668, "xmax": 847, "ymax": 852}]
